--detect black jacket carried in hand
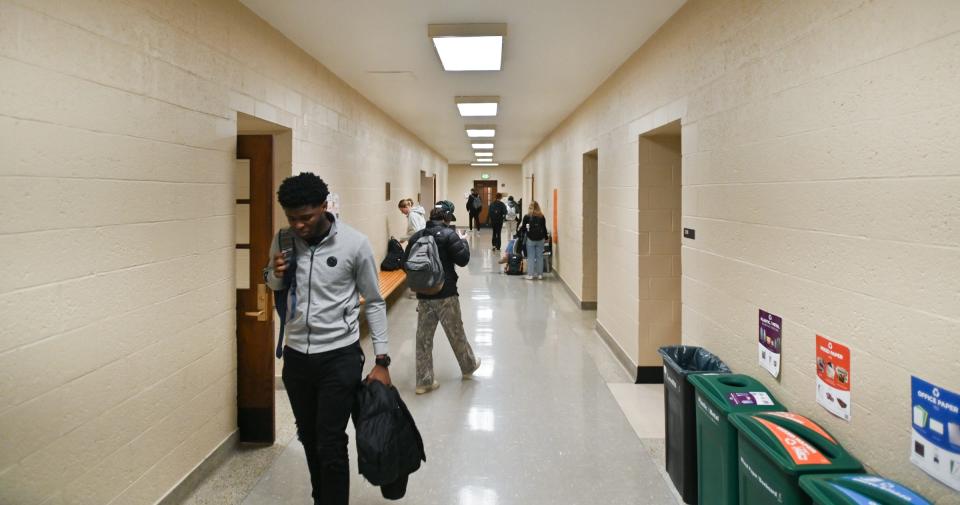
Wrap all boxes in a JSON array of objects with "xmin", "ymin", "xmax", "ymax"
[
  {"xmin": 402, "ymin": 220, "xmax": 470, "ymax": 299},
  {"xmin": 354, "ymin": 381, "xmax": 426, "ymax": 500},
  {"xmin": 488, "ymin": 200, "xmax": 508, "ymax": 224}
]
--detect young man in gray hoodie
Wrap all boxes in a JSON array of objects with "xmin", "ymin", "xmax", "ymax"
[
  {"xmin": 397, "ymin": 198, "xmax": 426, "ymax": 241},
  {"xmin": 265, "ymin": 173, "xmax": 390, "ymax": 505}
]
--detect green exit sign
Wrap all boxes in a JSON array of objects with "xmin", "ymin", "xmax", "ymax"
[{"xmin": 480, "ymin": 173, "xmax": 490, "ymax": 179}]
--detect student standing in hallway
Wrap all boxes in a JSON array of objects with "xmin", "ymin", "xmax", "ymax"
[
  {"xmin": 505, "ymin": 195, "xmax": 519, "ymax": 237},
  {"xmin": 521, "ymin": 201, "xmax": 548, "ymax": 280},
  {"xmin": 265, "ymin": 173, "xmax": 391, "ymax": 505},
  {"xmin": 466, "ymin": 188, "xmax": 482, "ymax": 232},
  {"xmin": 404, "ymin": 206, "xmax": 480, "ymax": 394},
  {"xmin": 488, "ymin": 193, "xmax": 508, "ymax": 251},
  {"xmin": 397, "ymin": 198, "xmax": 426, "ymax": 241}
]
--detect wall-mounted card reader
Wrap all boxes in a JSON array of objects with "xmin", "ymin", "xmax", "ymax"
[{"xmin": 683, "ymin": 228, "xmax": 696, "ymax": 240}]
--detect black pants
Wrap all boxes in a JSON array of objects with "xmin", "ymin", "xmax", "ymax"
[
  {"xmin": 491, "ymin": 220, "xmax": 503, "ymax": 249},
  {"xmin": 283, "ymin": 343, "xmax": 364, "ymax": 505},
  {"xmin": 468, "ymin": 211, "xmax": 481, "ymax": 230}
]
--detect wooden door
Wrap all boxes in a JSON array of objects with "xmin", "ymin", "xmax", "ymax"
[
  {"xmin": 236, "ymin": 135, "xmax": 275, "ymax": 444},
  {"xmin": 474, "ymin": 180, "xmax": 497, "ymax": 226}
]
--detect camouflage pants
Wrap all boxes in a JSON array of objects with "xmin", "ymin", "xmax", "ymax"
[{"xmin": 416, "ymin": 296, "xmax": 478, "ymax": 388}]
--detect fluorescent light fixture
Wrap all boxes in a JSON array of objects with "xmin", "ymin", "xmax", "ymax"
[
  {"xmin": 474, "ymin": 152, "xmax": 493, "ymax": 157},
  {"xmin": 471, "ymin": 163, "xmax": 499, "ymax": 166},
  {"xmin": 472, "ymin": 143, "xmax": 494, "ymax": 149},
  {"xmin": 429, "ymin": 24, "xmax": 506, "ymax": 71},
  {"xmin": 477, "ymin": 158, "xmax": 493, "ymax": 162},
  {"xmin": 456, "ymin": 96, "xmax": 499, "ymax": 117},
  {"xmin": 466, "ymin": 125, "xmax": 495, "ymax": 138}
]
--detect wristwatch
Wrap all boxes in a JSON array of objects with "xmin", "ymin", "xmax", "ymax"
[{"xmin": 375, "ymin": 354, "xmax": 391, "ymax": 368}]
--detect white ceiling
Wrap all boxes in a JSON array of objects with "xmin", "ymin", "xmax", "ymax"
[{"xmin": 239, "ymin": 0, "xmax": 686, "ymax": 165}]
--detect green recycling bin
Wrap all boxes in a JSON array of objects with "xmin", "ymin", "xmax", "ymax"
[
  {"xmin": 799, "ymin": 474, "xmax": 932, "ymax": 505},
  {"xmin": 688, "ymin": 374, "xmax": 787, "ymax": 505},
  {"xmin": 729, "ymin": 411, "xmax": 863, "ymax": 505}
]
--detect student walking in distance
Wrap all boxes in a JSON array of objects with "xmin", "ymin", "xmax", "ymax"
[
  {"xmin": 397, "ymin": 198, "xmax": 426, "ymax": 241},
  {"xmin": 466, "ymin": 188, "xmax": 483, "ymax": 232},
  {"xmin": 488, "ymin": 193, "xmax": 508, "ymax": 251},
  {"xmin": 505, "ymin": 195, "xmax": 519, "ymax": 236},
  {"xmin": 521, "ymin": 201, "xmax": 548, "ymax": 280},
  {"xmin": 403, "ymin": 205, "xmax": 480, "ymax": 394},
  {"xmin": 264, "ymin": 173, "xmax": 391, "ymax": 505}
]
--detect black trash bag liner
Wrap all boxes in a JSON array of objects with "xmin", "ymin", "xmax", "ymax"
[
  {"xmin": 657, "ymin": 345, "xmax": 731, "ymax": 375},
  {"xmin": 353, "ymin": 380, "xmax": 425, "ymax": 499}
]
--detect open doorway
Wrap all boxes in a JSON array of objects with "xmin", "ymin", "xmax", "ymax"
[
  {"xmin": 582, "ymin": 150, "xmax": 599, "ymax": 308},
  {"xmin": 235, "ymin": 112, "xmax": 293, "ymax": 443},
  {"xmin": 636, "ymin": 120, "xmax": 681, "ymax": 383},
  {"xmin": 419, "ymin": 170, "xmax": 435, "ymax": 207}
]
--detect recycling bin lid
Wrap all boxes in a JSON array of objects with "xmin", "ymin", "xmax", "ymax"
[
  {"xmin": 688, "ymin": 373, "xmax": 787, "ymax": 415},
  {"xmin": 729, "ymin": 411, "xmax": 862, "ymax": 475},
  {"xmin": 799, "ymin": 474, "xmax": 932, "ymax": 504},
  {"xmin": 657, "ymin": 345, "xmax": 731, "ymax": 376}
]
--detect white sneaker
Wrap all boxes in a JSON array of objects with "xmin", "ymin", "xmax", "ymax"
[
  {"xmin": 537, "ymin": 275, "xmax": 543, "ymax": 280},
  {"xmin": 463, "ymin": 358, "xmax": 482, "ymax": 379},
  {"xmin": 415, "ymin": 381, "xmax": 440, "ymax": 395},
  {"xmin": 525, "ymin": 275, "xmax": 534, "ymax": 280}
]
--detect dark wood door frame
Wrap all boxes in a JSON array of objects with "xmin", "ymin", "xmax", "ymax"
[
  {"xmin": 236, "ymin": 135, "xmax": 275, "ymax": 444},
  {"xmin": 474, "ymin": 180, "xmax": 498, "ymax": 226}
]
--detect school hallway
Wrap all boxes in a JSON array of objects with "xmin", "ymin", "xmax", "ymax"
[
  {"xmin": 5, "ymin": 0, "xmax": 960, "ymax": 503},
  {"xmin": 179, "ymin": 229, "xmax": 678, "ymax": 505}
]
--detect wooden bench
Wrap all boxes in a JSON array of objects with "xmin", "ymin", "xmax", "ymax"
[{"xmin": 360, "ymin": 269, "xmax": 407, "ymax": 305}]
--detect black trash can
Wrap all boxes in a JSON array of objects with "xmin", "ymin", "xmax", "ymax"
[{"xmin": 658, "ymin": 345, "xmax": 731, "ymax": 504}]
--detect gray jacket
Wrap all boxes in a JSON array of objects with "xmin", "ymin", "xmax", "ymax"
[{"xmin": 264, "ymin": 216, "xmax": 388, "ymax": 356}]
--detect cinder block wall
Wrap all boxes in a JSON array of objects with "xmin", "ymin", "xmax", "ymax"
[
  {"xmin": 524, "ymin": 0, "xmax": 960, "ymax": 501},
  {"xmin": 0, "ymin": 0, "xmax": 446, "ymax": 503}
]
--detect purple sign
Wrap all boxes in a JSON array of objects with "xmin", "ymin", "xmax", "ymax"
[
  {"xmin": 727, "ymin": 392, "xmax": 775, "ymax": 407},
  {"xmin": 759, "ymin": 310, "xmax": 782, "ymax": 378}
]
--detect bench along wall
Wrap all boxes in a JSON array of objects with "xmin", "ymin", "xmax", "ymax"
[{"xmin": 523, "ymin": 0, "xmax": 960, "ymax": 501}]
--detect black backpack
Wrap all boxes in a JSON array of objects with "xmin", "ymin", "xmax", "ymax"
[
  {"xmin": 380, "ymin": 238, "xmax": 404, "ymax": 271},
  {"xmin": 506, "ymin": 254, "xmax": 524, "ymax": 275},
  {"xmin": 526, "ymin": 216, "xmax": 546, "ymax": 241}
]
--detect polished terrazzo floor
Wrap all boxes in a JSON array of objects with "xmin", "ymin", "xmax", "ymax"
[{"xmin": 181, "ymin": 229, "xmax": 680, "ymax": 505}]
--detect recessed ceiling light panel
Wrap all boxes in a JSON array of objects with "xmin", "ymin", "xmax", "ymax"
[
  {"xmin": 471, "ymin": 143, "xmax": 494, "ymax": 149},
  {"xmin": 466, "ymin": 125, "xmax": 496, "ymax": 138},
  {"xmin": 456, "ymin": 96, "xmax": 499, "ymax": 117},
  {"xmin": 429, "ymin": 24, "xmax": 506, "ymax": 72},
  {"xmin": 471, "ymin": 162, "xmax": 500, "ymax": 167},
  {"xmin": 475, "ymin": 152, "xmax": 493, "ymax": 157}
]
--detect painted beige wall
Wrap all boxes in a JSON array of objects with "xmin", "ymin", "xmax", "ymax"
[
  {"xmin": 523, "ymin": 0, "xmax": 960, "ymax": 501},
  {"xmin": 447, "ymin": 164, "xmax": 524, "ymax": 207},
  {"xmin": 638, "ymin": 134, "xmax": 682, "ymax": 362},
  {"xmin": 0, "ymin": 1, "xmax": 446, "ymax": 504}
]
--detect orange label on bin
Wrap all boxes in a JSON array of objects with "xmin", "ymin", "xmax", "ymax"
[
  {"xmin": 755, "ymin": 417, "xmax": 831, "ymax": 465},
  {"xmin": 764, "ymin": 411, "xmax": 836, "ymax": 443}
]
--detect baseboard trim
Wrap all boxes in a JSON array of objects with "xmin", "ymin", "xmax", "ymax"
[
  {"xmin": 558, "ymin": 274, "xmax": 598, "ymax": 310},
  {"xmin": 158, "ymin": 430, "xmax": 239, "ymax": 505},
  {"xmin": 594, "ymin": 320, "xmax": 637, "ymax": 380},
  {"xmin": 635, "ymin": 365, "xmax": 665, "ymax": 384}
]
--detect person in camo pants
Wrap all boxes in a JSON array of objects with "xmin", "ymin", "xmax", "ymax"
[{"xmin": 403, "ymin": 205, "xmax": 481, "ymax": 394}]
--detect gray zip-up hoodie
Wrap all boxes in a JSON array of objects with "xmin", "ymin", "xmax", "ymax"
[{"xmin": 264, "ymin": 215, "xmax": 388, "ymax": 356}]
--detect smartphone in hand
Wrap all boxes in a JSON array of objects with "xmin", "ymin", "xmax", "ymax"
[{"xmin": 278, "ymin": 228, "xmax": 295, "ymax": 270}]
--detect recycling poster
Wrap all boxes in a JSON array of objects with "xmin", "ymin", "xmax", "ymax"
[
  {"xmin": 815, "ymin": 335, "xmax": 851, "ymax": 421},
  {"xmin": 758, "ymin": 310, "xmax": 782, "ymax": 378},
  {"xmin": 910, "ymin": 376, "xmax": 960, "ymax": 491}
]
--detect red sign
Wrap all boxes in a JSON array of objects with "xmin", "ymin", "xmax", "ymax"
[
  {"xmin": 755, "ymin": 417, "xmax": 831, "ymax": 465},
  {"xmin": 816, "ymin": 335, "xmax": 852, "ymax": 420},
  {"xmin": 764, "ymin": 411, "xmax": 836, "ymax": 443}
]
